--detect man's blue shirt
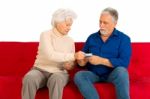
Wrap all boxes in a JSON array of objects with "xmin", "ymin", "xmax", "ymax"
[{"xmin": 82, "ymin": 28, "xmax": 131, "ymax": 76}]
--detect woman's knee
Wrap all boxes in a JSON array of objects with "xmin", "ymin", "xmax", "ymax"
[
  {"xmin": 23, "ymin": 74, "xmax": 35, "ymax": 86},
  {"xmin": 48, "ymin": 73, "xmax": 69, "ymax": 86},
  {"xmin": 22, "ymin": 70, "xmax": 42, "ymax": 86}
]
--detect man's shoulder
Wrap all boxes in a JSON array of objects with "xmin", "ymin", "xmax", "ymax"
[
  {"xmin": 84, "ymin": 32, "xmax": 99, "ymax": 43},
  {"xmin": 88, "ymin": 32, "xmax": 99, "ymax": 39},
  {"xmin": 116, "ymin": 29, "xmax": 130, "ymax": 40}
]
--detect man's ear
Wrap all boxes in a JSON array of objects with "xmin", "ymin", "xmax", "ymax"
[{"xmin": 113, "ymin": 21, "xmax": 117, "ymax": 27}]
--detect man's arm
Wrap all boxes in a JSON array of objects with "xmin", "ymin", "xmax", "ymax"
[
  {"xmin": 77, "ymin": 58, "xmax": 88, "ymax": 66},
  {"xmin": 88, "ymin": 36, "xmax": 131, "ymax": 68},
  {"xmin": 88, "ymin": 55, "xmax": 113, "ymax": 67},
  {"xmin": 108, "ymin": 36, "xmax": 131, "ymax": 68}
]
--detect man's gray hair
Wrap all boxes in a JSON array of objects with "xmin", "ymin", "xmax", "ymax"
[
  {"xmin": 51, "ymin": 8, "xmax": 77, "ymax": 27},
  {"xmin": 102, "ymin": 7, "xmax": 118, "ymax": 22}
]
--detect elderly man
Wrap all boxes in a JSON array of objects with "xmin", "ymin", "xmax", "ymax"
[
  {"xmin": 22, "ymin": 8, "xmax": 77, "ymax": 99},
  {"xmin": 74, "ymin": 7, "xmax": 131, "ymax": 99}
]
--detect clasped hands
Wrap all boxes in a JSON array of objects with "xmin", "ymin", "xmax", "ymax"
[
  {"xmin": 63, "ymin": 51, "xmax": 104, "ymax": 70},
  {"xmin": 63, "ymin": 61, "xmax": 74, "ymax": 70}
]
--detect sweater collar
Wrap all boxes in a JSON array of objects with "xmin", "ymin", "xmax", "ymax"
[{"xmin": 52, "ymin": 28, "xmax": 65, "ymax": 37}]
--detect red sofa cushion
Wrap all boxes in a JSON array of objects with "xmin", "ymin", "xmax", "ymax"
[
  {"xmin": 0, "ymin": 42, "xmax": 38, "ymax": 76},
  {"xmin": 128, "ymin": 43, "xmax": 150, "ymax": 84},
  {"xmin": 0, "ymin": 42, "xmax": 150, "ymax": 99}
]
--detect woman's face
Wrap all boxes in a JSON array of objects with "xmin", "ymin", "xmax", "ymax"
[{"xmin": 56, "ymin": 18, "xmax": 73, "ymax": 35}]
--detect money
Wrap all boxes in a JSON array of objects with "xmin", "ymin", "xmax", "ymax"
[{"xmin": 85, "ymin": 53, "xmax": 93, "ymax": 57}]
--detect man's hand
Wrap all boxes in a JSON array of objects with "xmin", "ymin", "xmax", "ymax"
[
  {"xmin": 75, "ymin": 51, "xmax": 85, "ymax": 60},
  {"xmin": 88, "ymin": 55, "xmax": 102, "ymax": 65},
  {"xmin": 63, "ymin": 62, "xmax": 74, "ymax": 70}
]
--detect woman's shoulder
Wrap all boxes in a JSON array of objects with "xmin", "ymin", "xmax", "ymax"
[{"xmin": 65, "ymin": 36, "xmax": 74, "ymax": 43}]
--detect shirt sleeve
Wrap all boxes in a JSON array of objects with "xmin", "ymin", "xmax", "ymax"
[
  {"xmin": 82, "ymin": 36, "xmax": 90, "ymax": 53},
  {"xmin": 39, "ymin": 32, "xmax": 75, "ymax": 63},
  {"xmin": 109, "ymin": 36, "xmax": 131, "ymax": 68}
]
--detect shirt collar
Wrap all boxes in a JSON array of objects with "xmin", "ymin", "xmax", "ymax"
[{"xmin": 111, "ymin": 28, "xmax": 118, "ymax": 36}]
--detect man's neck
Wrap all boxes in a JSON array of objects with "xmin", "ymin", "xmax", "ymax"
[
  {"xmin": 100, "ymin": 32, "xmax": 112, "ymax": 42},
  {"xmin": 101, "ymin": 35, "xmax": 109, "ymax": 42}
]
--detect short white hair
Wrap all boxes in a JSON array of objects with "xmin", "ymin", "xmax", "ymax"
[{"xmin": 51, "ymin": 8, "xmax": 77, "ymax": 27}]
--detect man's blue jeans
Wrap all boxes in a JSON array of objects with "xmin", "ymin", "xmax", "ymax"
[{"xmin": 74, "ymin": 67, "xmax": 130, "ymax": 99}]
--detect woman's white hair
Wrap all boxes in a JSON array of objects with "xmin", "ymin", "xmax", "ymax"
[{"xmin": 51, "ymin": 8, "xmax": 77, "ymax": 27}]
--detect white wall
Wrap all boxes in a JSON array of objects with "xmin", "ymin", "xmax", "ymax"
[{"xmin": 0, "ymin": 0, "xmax": 149, "ymax": 42}]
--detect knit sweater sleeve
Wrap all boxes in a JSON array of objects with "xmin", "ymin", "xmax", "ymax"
[{"xmin": 39, "ymin": 32, "xmax": 75, "ymax": 63}]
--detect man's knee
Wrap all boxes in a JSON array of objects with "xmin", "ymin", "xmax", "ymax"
[
  {"xmin": 113, "ymin": 67, "xmax": 129, "ymax": 82},
  {"xmin": 74, "ymin": 71, "xmax": 88, "ymax": 85},
  {"xmin": 115, "ymin": 67, "xmax": 128, "ymax": 75}
]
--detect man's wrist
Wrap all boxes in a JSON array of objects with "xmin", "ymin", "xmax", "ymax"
[{"xmin": 99, "ymin": 57, "xmax": 106, "ymax": 64}]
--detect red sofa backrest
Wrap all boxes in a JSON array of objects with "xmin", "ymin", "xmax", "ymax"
[
  {"xmin": 0, "ymin": 42, "xmax": 38, "ymax": 76},
  {"xmin": 0, "ymin": 42, "xmax": 150, "ymax": 82},
  {"xmin": 128, "ymin": 43, "xmax": 150, "ymax": 83}
]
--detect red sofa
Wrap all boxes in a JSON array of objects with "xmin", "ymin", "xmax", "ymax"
[{"xmin": 0, "ymin": 42, "xmax": 150, "ymax": 99}]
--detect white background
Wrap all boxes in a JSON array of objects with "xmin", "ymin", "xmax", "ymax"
[{"xmin": 0, "ymin": 0, "xmax": 149, "ymax": 42}]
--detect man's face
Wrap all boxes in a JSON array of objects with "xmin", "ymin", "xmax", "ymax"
[
  {"xmin": 99, "ymin": 13, "xmax": 116, "ymax": 36},
  {"xmin": 56, "ymin": 18, "xmax": 73, "ymax": 35}
]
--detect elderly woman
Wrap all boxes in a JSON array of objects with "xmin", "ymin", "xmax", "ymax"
[{"xmin": 22, "ymin": 8, "xmax": 77, "ymax": 99}]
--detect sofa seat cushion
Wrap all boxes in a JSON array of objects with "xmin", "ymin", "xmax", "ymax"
[
  {"xmin": 1, "ymin": 75, "xmax": 150, "ymax": 99},
  {"xmin": 130, "ymin": 81, "xmax": 150, "ymax": 99},
  {"xmin": 0, "ymin": 76, "xmax": 22, "ymax": 99},
  {"xmin": 36, "ymin": 82, "xmax": 116, "ymax": 99},
  {"xmin": 35, "ymin": 82, "xmax": 83, "ymax": 99}
]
